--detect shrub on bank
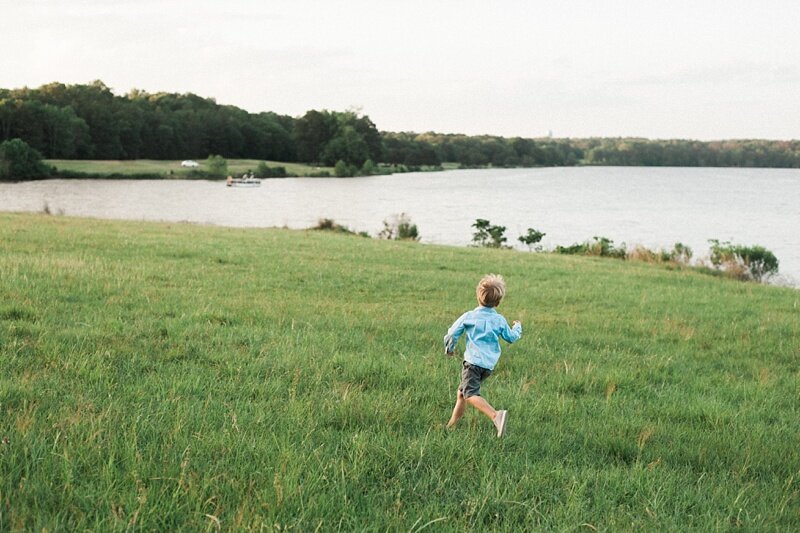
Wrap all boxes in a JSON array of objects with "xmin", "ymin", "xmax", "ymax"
[
  {"xmin": 334, "ymin": 160, "xmax": 360, "ymax": 177},
  {"xmin": 379, "ymin": 213, "xmax": 420, "ymax": 241},
  {"xmin": 550, "ymin": 234, "xmax": 777, "ymax": 284},
  {"xmin": 555, "ymin": 236, "xmax": 626, "ymax": 258},
  {"xmin": 255, "ymin": 161, "xmax": 293, "ymax": 178},
  {"xmin": 206, "ymin": 154, "xmax": 228, "ymax": 178},
  {"xmin": 311, "ymin": 218, "xmax": 370, "ymax": 238},
  {"xmin": 627, "ymin": 242, "xmax": 693, "ymax": 265},
  {"xmin": 54, "ymin": 170, "xmax": 167, "ymax": 180},
  {"xmin": 0, "ymin": 138, "xmax": 52, "ymax": 181},
  {"xmin": 708, "ymin": 239, "xmax": 779, "ymax": 282}
]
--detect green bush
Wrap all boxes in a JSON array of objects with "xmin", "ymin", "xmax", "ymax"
[
  {"xmin": 554, "ymin": 242, "xmax": 588, "ymax": 255},
  {"xmin": 56, "ymin": 170, "xmax": 166, "ymax": 180},
  {"xmin": 361, "ymin": 159, "xmax": 377, "ymax": 175},
  {"xmin": 669, "ymin": 242, "xmax": 693, "ymax": 264},
  {"xmin": 708, "ymin": 239, "xmax": 779, "ymax": 281},
  {"xmin": 379, "ymin": 213, "xmax": 419, "ymax": 241},
  {"xmin": 255, "ymin": 161, "xmax": 289, "ymax": 178},
  {"xmin": 0, "ymin": 138, "xmax": 52, "ymax": 181},
  {"xmin": 334, "ymin": 160, "xmax": 358, "ymax": 177},
  {"xmin": 627, "ymin": 242, "xmax": 693, "ymax": 265},
  {"xmin": 205, "ymin": 154, "xmax": 228, "ymax": 178},
  {"xmin": 311, "ymin": 218, "xmax": 369, "ymax": 237},
  {"xmin": 555, "ymin": 236, "xmax": 625, "ymax": 258}
]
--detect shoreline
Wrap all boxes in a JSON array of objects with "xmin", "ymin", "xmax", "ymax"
[{"xmin": 2, "ymin": 208, "xmax": 796, "ymax": 289}]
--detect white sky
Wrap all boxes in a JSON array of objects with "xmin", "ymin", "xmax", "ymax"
[{"xmin": 2, "ymin": 0, "xmax": 799, "ymax": 140}]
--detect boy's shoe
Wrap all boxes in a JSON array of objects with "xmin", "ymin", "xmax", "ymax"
[{"xmin": 494, "ymin": 410, "xmax": 508, "ymax": 437}]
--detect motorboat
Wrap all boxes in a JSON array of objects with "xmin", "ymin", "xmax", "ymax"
[{"xmin": 227, "ymin": 175, "xmax": 261, "ymax": 187}]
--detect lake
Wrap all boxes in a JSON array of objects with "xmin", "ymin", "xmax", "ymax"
[{"xmin": 2, "ymin": 166, "xmax": 798, "ymax": 285}]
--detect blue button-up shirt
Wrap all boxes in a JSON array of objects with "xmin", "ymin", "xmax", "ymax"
[{"xmin": 444, "ymin": 306, "xmax": 522, "ymax": 370}]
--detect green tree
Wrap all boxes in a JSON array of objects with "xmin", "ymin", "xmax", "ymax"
[
  {"xmin": 41, "ymin": 104, "xmax": 90, "ymax": 158},
  {"xmin": 323, "ymin": 125, "xmax": 370, "ymax": 167},
  {"xmin": 340, "ymin": 111, "xmax": 383, "ymax": 162},
  {"xmin": 0, "ymin": 138, "xmax": 51, "ymax": 181},
  {"xmin": 518, "ymin": 228, "xmax": 546, "ymax": 251},
  {"xmin": 471, "ymin": 219, "xmax": 507, "ymax": 248},
  {"xmin": 293, "ymin": 110, "xmax": 338, "ymax": 164}
]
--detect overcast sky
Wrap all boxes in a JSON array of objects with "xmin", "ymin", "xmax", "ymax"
[{"xmin": 2, "ymin": 0, "xmax": 799, "ymax": 140}]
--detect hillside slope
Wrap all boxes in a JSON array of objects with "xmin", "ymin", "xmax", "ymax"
[{"xmin": 1, "ymin": 213, "xmax": 798, "ymax": 530}]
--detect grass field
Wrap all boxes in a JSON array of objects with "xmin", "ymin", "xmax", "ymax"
[
  {"xmin": 46, "ymin": 159, "xmax": 335, "ymax": 178},
  {"xmin": 1, "ymin": 213, "xmax": 798, "ymax": 531}
]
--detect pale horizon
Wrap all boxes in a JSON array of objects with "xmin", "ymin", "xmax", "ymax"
[{"xmin": 2, "ymin": 0, "xmax": 799, "ymax": 141}]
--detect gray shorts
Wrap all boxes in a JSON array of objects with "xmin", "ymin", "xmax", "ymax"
[{"xmin": 459, "ymin": 361, "xmax": 492, "ymax": 399}]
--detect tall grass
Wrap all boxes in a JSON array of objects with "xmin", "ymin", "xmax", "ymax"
[{"xmin": 1, "ymin": 213, "xmax": 798, "ymax": 531}]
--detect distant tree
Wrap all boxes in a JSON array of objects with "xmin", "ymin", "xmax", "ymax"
[
  {"xmin": 293, "ymin": 110, "xmax": 338, "ymax": 164},
  {"xmin": 342, "ymin": 111, "xmax": 383, "ymax": 162},
  {"xmin": 4, "ymin": 80, "xmax": 800, "ymax": 169},
  {"xmin": 323, "ymin": 125, "xmax": 370, "ymax": 167},
  {"xmin": 0, "ymin": 98, "xmax": 16, "ymax": 140},
  {"xmin": 41, "ymin": 104, "xmax": 90, "ymax": 158},
  {"xmin": 0, "ymin": 138, "xmax": 51, "ymax": 181}
]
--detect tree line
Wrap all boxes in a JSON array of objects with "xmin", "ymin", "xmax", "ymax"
[{"xmin": 2, "ymin": 80, "xmax": 800, "ymax": 170}]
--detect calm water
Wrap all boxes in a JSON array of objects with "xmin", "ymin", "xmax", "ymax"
[{"xmin": 2, "ymin": 166, "xmax": 799, "ymax": 285}]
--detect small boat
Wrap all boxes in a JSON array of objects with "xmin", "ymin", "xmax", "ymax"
[{"xmin": 227, "ymin": 175, "xmax": 261, "ymax": 187}]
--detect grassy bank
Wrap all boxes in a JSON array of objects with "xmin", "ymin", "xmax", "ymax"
[
  {"xmin": 1, "ymin": 213, "xmax": 798, "ymax": 531},
  {"xmin": 46, "ymin": 159, "xmax": 335, "ymax": 178}
]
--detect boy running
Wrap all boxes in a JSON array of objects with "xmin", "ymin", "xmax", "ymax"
[{"xmin": 444, "ymin": 274, "xmax": 522, "ymax": 437}]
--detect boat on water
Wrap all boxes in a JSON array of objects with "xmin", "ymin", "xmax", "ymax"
[{"xmin": 226, "ymin": 175, "xmax": 261, "ymax": 187}]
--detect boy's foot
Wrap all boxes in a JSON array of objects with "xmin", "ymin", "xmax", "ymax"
[{"xmin": 494, "ymin": 410, "xmax": 508, "ymax": 437}]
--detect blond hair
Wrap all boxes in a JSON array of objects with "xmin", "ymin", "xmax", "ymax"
[{"xmin": 476, "ymin": 274, "xmax": 506, "ymax": 307}]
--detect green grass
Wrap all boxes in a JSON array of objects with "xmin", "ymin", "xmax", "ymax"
[
  {"xmin": 1, "ymin": 213, "xmax": 798, "ymax": 531},
  {"xmin": 46, "ymin": 159, "xmax": 335, "ymax": 178}
]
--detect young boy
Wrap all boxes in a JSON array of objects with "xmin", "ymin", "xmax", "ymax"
[{"xmin": 444, "ymin": 274, "xmax": 522, "ymax": 437}]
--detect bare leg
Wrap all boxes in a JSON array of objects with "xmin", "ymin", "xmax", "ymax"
[
  {"xmin": 447, "ymin": 389, "xmax": 466, "ymax": 428},
  {"xmin": 466, "ymin": 395, "xmax": 498, "ymax": 421}
]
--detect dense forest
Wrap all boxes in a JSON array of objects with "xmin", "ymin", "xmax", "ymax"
[{"xmin": 2, "ymin": 80, "xmax": 800, "ymax": 169}]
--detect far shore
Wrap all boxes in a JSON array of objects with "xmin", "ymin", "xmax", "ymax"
[{"xmin": 43, "ymin": 159, "xmax": 454, "ymax": 180}]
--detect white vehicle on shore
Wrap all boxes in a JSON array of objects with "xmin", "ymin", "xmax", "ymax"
[{"xmin": 180, "ymin": 160, "xmax": 199, "ymax": 168}]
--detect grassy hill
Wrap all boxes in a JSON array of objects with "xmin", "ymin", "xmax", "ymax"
[{"xmin": 1, "ymin": 213, "xmax": 798, "ymax": 530}]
